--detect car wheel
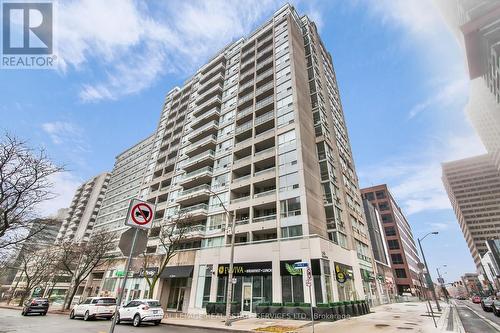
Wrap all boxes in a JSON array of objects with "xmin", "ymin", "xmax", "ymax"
[
  {"xmin": 115, "ymin": 313, "xmax": 120, "ymax": 324},
  {"xmin": 21, "ymin": 310, "xmax": 26, "ymax": 316},
  {"xmin": 154, "ymin": 320, "xmax": 161, "ymax": 326},
  {"xmin": 69, "ymin": 310, "xmax": 75, "ymax": 319},
  {"xmin": 83, "ymin": 311, "xmax": 90, "ymax": 321},
  {"xmin": 133, "ymin": 314, "xmax": 141, "ymax": 327},
  {"xmin": 42, "ymin": 312, "xmax": 47, "ymax": 316}
]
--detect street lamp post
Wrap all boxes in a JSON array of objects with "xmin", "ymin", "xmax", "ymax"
[
  {"xmin": 208, "ymin": 189, "xmax": 236, "ymax": 327},
  {"xmin": 417, "ymin": 232, "xmax": 441, "ymax": 312}
]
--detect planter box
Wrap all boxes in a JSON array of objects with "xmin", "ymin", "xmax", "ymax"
[
  {"xmin": 268, "ymin": 305, "xmax": 283, "ymax": 318},
  {"xmin": 314, "ymin": 307, "xmax": 333, "ymax": 321},
  {"xmin": 255, "ymin": 305, "xmax": 269, "ymax": 318},
  {"xmin": 206, "ymin": 303, "xmax": 216, "ymax": 315}
]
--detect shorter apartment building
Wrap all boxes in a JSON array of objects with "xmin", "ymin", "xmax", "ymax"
[
  {"xmin": 361, "ymin": 185, "xmax": 424, "ymax": 296},
  {"xmin": 56, "ymin": 173, "xmax": 110, "ymax": 244},
  {"xmin": 442, "ymin": 154, "xmax": 500, "ymax": 269},
  {"xmin": 481, "ymin": 239, "xmax": 500, "ymax": 291},
  {"xmin": 362, "ymin": 198, "xmax": 396, "ymax": 304}
]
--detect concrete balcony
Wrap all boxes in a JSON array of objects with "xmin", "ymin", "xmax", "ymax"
[
  {"xmin": 198, "ymin": 73, "xmax": 224, "ymax": 95},
  {"xmin": 177, "ymin": 184, "xmax": 211, "ymax": 205},
  {"xmin": 191, "ymin": 108, "xmax": 220, "ymax": 129},
  {"xmin": 187, "ymin": 120, "xmax": 218, "ymax": 142},
  {"xmin": 178, "ymin": 203, "xmax": 209, "ymax": 221},
  {"xmin": 183, "ymin": 149, "xmax": 215, "ymax": 171},
  {"xmin": 185, "ymin": 135, "xmax": 217, "ymax": 157},
  {"xmin": 195, "ymin": 95, "xmax": 222, "ymax": 116},
  {"xmin": 196, "ymin": 83, "xmax": 223, "ymax": 105},
  {"xmin": 180, "ymin": 166, "xmax": 213, "ymax": 187}
]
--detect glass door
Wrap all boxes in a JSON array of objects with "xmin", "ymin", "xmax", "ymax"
[{"xmin": 242, "ymin": 282, "xmax": 252, "ymax": 313}]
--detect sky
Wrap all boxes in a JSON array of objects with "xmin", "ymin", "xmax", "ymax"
[{"xmin": 0, "ymin": 0, "xmax": 486, "ymax": 282}]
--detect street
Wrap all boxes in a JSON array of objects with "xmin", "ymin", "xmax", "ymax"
[
  {"xmin": 0, "ymin": 308, "xmax": 210, "ymax": 333},
  {"xmin": 454, "ymin": 300, "xmax": 500, "ymax": 332}
]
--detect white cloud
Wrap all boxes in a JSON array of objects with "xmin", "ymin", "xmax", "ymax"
[
  {"xmin": 35, "ymin": 171, "xmax": 82, "ymax": 217},
  {"xmin": 359, "ymin": 132, "xmax": 486, "ymax": 215},
  {"xmin": 41, "ymin": 121, "xmax": 83, "ymax": 145},
  {"xmin": 56, "ymin": 0, "xmax": 282, "ymax": 102}
]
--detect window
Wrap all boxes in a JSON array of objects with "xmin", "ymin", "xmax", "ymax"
[
  {"xmin": 385, "ymin": 226, "xmax": 396, "ymax": 236},
  {"xmin": 281, "ymin": 275, "xmax": 304, "ymax": 303},
  {"xmin": 378, "ymin": 202, "xmax": 389, "ymax": 211},
  {"xmin": 202, "ymin": 236, "xmax": 224, "ymax": 248},
  {"xmin": 381, "ymin": 214, "xmax": 393, "ymax": 223},
  {"xmin": 280, "ymin": 197, "xmax": 301, "ymax": 218},
  {"xmin": 375, "ymin": 191, "xmax": 386, "ymax": 199},
  {"xmin": 281, "ymin": 225, "xmax": 302, "ymax": 238},
  {"xmin": 388, "ymin": 240, "xmax": 400, "ymax": 250},
  {"xmin": 277, "ymin": 130, "xmax": 296, "ymax": 153},
  {"xmin": 395, "ymin": 269, "xmax": 407, "ymax": 278},
  {"xmin": 364, "ymin": 192, "xmax": 375, "ymax": 201},
  {"xmin": 279, "ymin": 172, "xmax": 299, "ymax": 192},
  {"xmin": 391, "ymin": 253, "xmax": 404, "ymax": 264},
  {"xmin": 208, "ymin": 214, "xmax": 225, "ymax": 230}
]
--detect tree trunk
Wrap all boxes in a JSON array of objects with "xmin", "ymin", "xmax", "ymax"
[
  {"xmin": 65, "ymin": 283, "xmax": 80, "ymax": 310},
  {"xmin": 148, "ymin": 277, "xmax": 158, "ymax": 299},
  {"xmin": 18, "ymin": 287, "xmax": 30, "ymax": 306}
]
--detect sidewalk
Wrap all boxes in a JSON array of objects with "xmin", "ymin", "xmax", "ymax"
[
  {"xmin": 0, "ymin": 302, "xmax": 70, "ymax": 315},
  {"xmin": 161, "ymin": 302, "xmax": 448, "ymax": 333}
]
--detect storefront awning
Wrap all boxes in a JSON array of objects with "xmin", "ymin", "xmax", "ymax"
[{"xmin": 159, "ymin": 265, "xmax": 194, "ymax": 279}]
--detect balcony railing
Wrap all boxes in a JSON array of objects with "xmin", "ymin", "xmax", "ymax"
[
  {"xmin": 232, "ymin": 174, "xmax": 251, "ymax": 183},
  {"xmin": 179, "ymin": 184, "xmax": 211, "ymax": 197},
  {"xmin": 255, "ymin": 96, "xmax": 274, "ymax": 111},
  {"xmin": 188, "ymin": 120, "xmax": 218, "ymax": 140},
  {"xmin": 231, "ymin": 195, "xmax": 250, "ymax": 204},
  {"xmin": 254, "ymin": 146, "xmax": 274, "ymax": 157},
  {"xmin": 255, "ymin": 111, "xmax": 274, "ymax": 126},
  {"xmin": 253, "ymin": 214, "xmax": 276, "ymax": 223},
  {"xmin": 255, "ymin": 81, "xmax": 273, "ymax": 96},
  {"xmin": 186, "ymin": 135, "xmax": 217, "ymax": 154},
  {"xmin": 185, "ymin": 150, "xmax": 214, "ymax": 165},
  {"xmin": 182, "ymin": 166, "xmax": 213, "ymax": 180},
  {"xmin": 238, "ymin": 93, "xmax": 254, "ymax": 105},
  {"xmin": 179, "ymin": 203, "xmax": 209, "ymax": 215},
  {"xmin": 253, "ymin": 189, "xmax": 276, "ymax": 198},
  {"xmin": 235, "ymin": 121, "xmax": 253, "ymax": 134},
  {"xmin": 256, "ymin": 68, "xmax": 273, "ymax": 81},
  {"xmin": 254, "ymin": 167, "xmax": 275, "ymax": 176}
]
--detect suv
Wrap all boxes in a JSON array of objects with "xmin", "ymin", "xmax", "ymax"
[
  {"xmin": 70, "ymin": 297, "xmax": 116, "ymax": 321},
  {"xmin": 481, "ymin": 296, "xmax": 495, "ymax": 311},
  {"xmin": 22, "ymin": 298, "xmax": 49, "ymax": 316},
  {"xmin": 471, "ymin": 295, "xmax": 482, "ymax": 303},
  {"xmin": 116, "ymin": 299, "xmax": 164, "ymax": 327}
]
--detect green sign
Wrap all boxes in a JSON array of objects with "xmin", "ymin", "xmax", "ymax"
[
  {"xmin": 285, "ymin": 263, "xmax": 302, "ymax": 276},
  {"xmin": 115, "ymin": 270, "xmax": 125, "ymax": 277}
]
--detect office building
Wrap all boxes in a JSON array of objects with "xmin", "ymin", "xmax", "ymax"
[
  {"xmin": 480, "ymin": 239, "xmax": 500, "ymax": 291},
  {"xmin": 361, "ymin": 185, "xmax": 424, "ymax": 296},
  {"xmin": 437, "ymin": 0, "xmax": 500, "ymax": 171},
  {"xmin": 362, "ymin": 198, "xmax": 396, "ymax": 304},
  {"xmin": 442, "ymin": 155, "xmax": 500, "ymax": 269},
  {"xmin": 55, "ymin": 173, "xmax": 110, "ymax": 243},
  {"xmin": 92, "ymin": 4, "xmax": 375, "ymax": 314}
]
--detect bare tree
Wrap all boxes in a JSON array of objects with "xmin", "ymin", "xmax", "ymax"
[
  {"xmin": 143, "ymin": 214, "xmax": 193, "ymax": 298},
  {"xmin": 0, "ymin": 133, "xmax": 64, "ymax": 248},
  {"xmin": 57, "ymin": 232, "xmax": 116, "ymax": 309},
  {"xmin": 16, "ymin": 245, "xmax": 60, "ymax": 306}
]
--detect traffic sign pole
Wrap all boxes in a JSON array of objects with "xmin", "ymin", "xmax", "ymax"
[
  {"xmin": 109, "ymin": 228, "xmax": 138, "ymax": 333},
  {"xmin": 305, "ymin": 267, "xmax": 315, "ymax": 333}
]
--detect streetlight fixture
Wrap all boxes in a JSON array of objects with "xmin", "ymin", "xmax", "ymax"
[
  {"xmin": 207, "ymin": 188, "xmax": 236, "ymax": 327},
  {"xmin": 417, "ymin": 231, "xmax": 441, "ymax": 312}
]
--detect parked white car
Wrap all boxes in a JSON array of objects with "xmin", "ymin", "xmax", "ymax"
[
  {"xmin": 69, "ymin": 297, "xmax": 116, "ymax": 321},
  {"xmin": 116, "ymin": 299, "xmax": 164, "ymax": 327}
]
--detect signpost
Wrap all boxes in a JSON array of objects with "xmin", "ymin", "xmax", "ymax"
[
  {"xmin": 294, "ymin": 262, "xmax": 314, "ymax": 333},
  {"xmin": 109, "ymin": 199, "xmax": 154, "ymax": 333}
]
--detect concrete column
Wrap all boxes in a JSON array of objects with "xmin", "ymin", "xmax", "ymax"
[{"xmin": 272, "ymin": 258, "xmax": 281, "ymax": 303}]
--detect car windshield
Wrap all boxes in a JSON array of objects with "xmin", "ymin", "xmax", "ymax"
[
  {"xmin": 97, "ymin": 298, "xmax": 116, "ymax": 304},
  {"xmin": 146, "ymin": 301, "xmax": 161, "ymax": 307}
]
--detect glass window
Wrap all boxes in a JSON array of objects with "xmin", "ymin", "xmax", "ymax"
[
  {"xmin": 378, "ymin": 202, "xmax": 390, "ymax": 211},
  {"xmin": 280, "ymin": 197, "xmax": 301, "ymax": 218},
  {"xmin": 381, "ymin": 214, "xmax": 393, "ymax": 223},
  {"xmin": 281, "ymin": 275, "xmax": 304, "ymax": 303},
  {"xmin": 375, "ymin": 191, "xmax": 386, "ymax": 199},
  {"xmin": 364, "ymin": 192, "xmax": 375, "ymax": 201},
  {"xmin": 388, "ymin": 240, "xmax": 400, "ymax": 250},
  {"xmin": 385, "ymin": 226, "xmax": 396, "ymax": 236},
  {"xmin": 279, "ymin": 172, "xmax": 299, "ymax": 192},
  {"xmin": 391, "ymin": 254, "xmax": 404, "ymax": 265},
  {"xmin": 395, "ymin": 269, "xmax": 407, "ymax": 278},
  {"xmin": 281, "ymin": 225, "xmax": 302, "ymax": 238}
]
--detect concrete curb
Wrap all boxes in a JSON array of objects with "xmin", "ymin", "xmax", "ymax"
[
  {"xmin": 161, "ymin": 321, "xmax": 254, "ymax": 333},
  {"xmin": 461, "ymin": 301, "xmax": 500, "ymax": 332}
]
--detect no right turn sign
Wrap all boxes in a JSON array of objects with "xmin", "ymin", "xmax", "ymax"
[{"xmin": 125, "ymin": 199, "xmax": 155, "ymax": 230}]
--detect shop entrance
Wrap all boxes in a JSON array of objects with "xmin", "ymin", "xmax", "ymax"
[
  {"xmin": 242, "ymin": 282, "xmax": 252, "ymax": 313},
  {"xmin": 167, "ymin": 278, "xmax": 187, "ymax": 312}
]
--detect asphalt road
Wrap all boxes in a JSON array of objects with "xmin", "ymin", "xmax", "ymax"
[
  {"xmin": 454, "ymin": 300, "xmax": 500, "ymax": 332},
  {"xmin": 0, "ymin": 308, "xmax": 211, "ymax": 333}
]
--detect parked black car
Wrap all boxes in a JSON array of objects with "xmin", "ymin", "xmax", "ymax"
[{"xmin": 22, "ymin": 298, "xmax": 49, "ymax": 316}]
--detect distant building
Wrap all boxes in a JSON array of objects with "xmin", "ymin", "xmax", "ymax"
[
  {"xmin": 361, "ymin": 185, "xmax": 424, "ymax": 297},
  {"xmin": 442, "ymin": 155, "xmax": 500, "ymax": 269},
  {"xmin": 481, "ymin": 239, "xmax": 500, "ymax": 291},
  {"xmin": 461, "ymin": 273, "xmax": 483, "ymax": 296},
  {"xmin": 362, "ymin": 198, "xmax": 395, "ymax": 303},
  {"xmin": 55, "ymin": 173, "xmax": 111, "ymax": 243}
]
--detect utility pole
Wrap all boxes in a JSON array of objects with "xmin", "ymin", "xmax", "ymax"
[
  {"xmin": 417, "ymin": 232, "xmax": 441, "ymax": 312},
  {"xmin": 208, "ymin": 189, "xmax": 236, "ymax": 327},
  {"xmin": 436, "ymin": 267, "xmax": 449, "ymax": 302}
]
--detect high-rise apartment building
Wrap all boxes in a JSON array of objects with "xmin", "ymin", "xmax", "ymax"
[
  {"xmin": 442, "ymin": 155, "xmax": 500, "ymax": 269},
  {"xmin": 55, "ymin": 173, "xmax": 110, "ymax": 243},
  {"xmin": 92, "ymin": 4, "xmax": 375, "ymax": 314},
  {"xmin": 361, "ymin": 185, "xmax": 424, "ymax": 296},
  {"xmin": 437, "ymin": 0, "xmax": 500, "ymax": 170}
]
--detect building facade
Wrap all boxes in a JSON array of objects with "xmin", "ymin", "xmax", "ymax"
[
  {"xmin": 55, "ymin": 173, "xmax": 110, "ymax": 244},
  {"xmin": 93, "ymin": 4, "xmax": 376, "ymax": 314},
  {"xmin": 361, "ymin": 185, "xmax": 423, "ymax": 296},
  {"xmin": 480, "ymin": 239, "xmax": 500, "ymax": 291},
  {"xmin": 442, "ymin": 155, "xmax": 500, "ymax": 269},
  {"xmin": 83, "ymin": 135, "xmax": 155, "ymax": 298},
  {"xmin": 362, "ymin": 198, "xmax": 396, "ymax": 304},
  {"xmin": 437, "ymin": 0, "xmax": 500, "ymax": 171}
]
